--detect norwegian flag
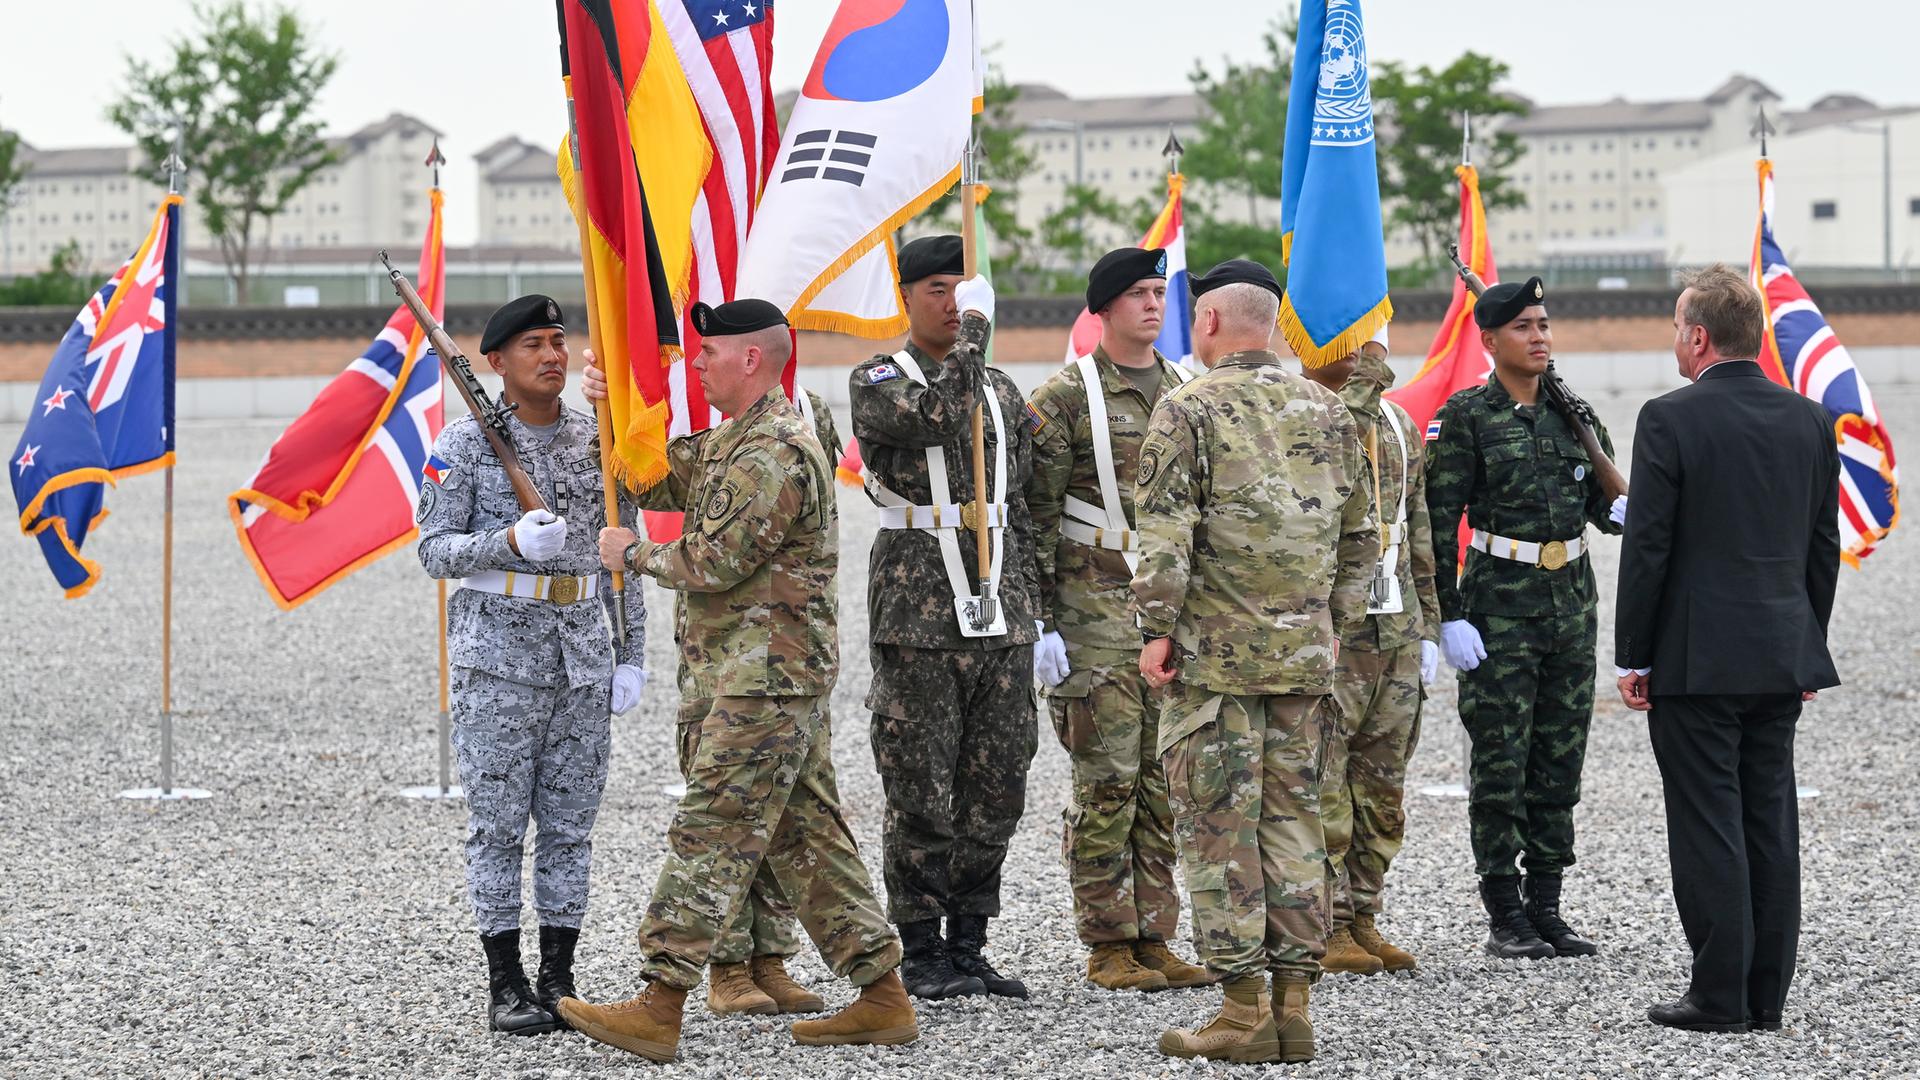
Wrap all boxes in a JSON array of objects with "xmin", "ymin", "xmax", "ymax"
[
  {"xmin": 1752, "ymin": 159, "xmax": 1899, "ymax": 566},
  {"xmin": 227, "ymin": 189, "xmax": 447, "ymax": 608}
]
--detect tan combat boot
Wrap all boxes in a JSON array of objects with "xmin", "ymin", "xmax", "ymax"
[
  {"xmin": 790, "ymin": 970, "xmax": 919, "ymax": 1047},
  {"xmin": 1271, "ymin": 971, "xmax": 1315, "ymax": 1063},
  {"xmin": 1087, "ymin": 942, "xmax": 1170, "ymax": 992},
  {"xmin": 557, "ymin": 981, "xmax": 688, "ymax": 1063},
  {"xmin": 1320, "ymin": 926, "xmax": 1386, "ymax": 975},
  {"xmin": 1156, "ymin": 975, "xmax": 1279, "ymax": 1063},
  {"xmin": 1134, "ymin": 939, "xmax": 1214, "ymax": 989},
  {"xmin": 751, "ymin": 955, "xmax": 827, "ymax": 1013},
  {"xmin": 1351, "ymin": 913, "xmax": 1418, "ymax": 972},
  {"xmin": 706, "ymin": 961, "xmax": 778, "ymax": 1016}
]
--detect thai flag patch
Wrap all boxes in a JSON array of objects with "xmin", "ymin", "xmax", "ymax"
[
  {"xmin": 867, "ymin": 364, "xmax": 900, "ymax": 384},
  {"xmin": 422, "ymin": 453, "xmax": 451, "ymax": 485},
  {"xmin": 1425, "ymin": 419, "xmax": 1442, "ymax": 442}
]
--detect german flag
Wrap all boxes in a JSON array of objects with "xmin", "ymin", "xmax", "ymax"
[{"xmin": 557, "ymin": 0, "xmax": 681, "ymax": 491}]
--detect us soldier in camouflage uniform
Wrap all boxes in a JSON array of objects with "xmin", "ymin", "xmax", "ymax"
[
  {"xmin": 850, "ymin": 235, "xmax": 1041, "ymax": 1000},
  {"xmin": 1425, "ymin": 277, "xmax": 1623, "ymax": 960},
  {"xmin": 1132, "ymin": 261, "xmax": 1377, "ymax": 1065},
  {"xmin": 1301, "ymin": 336, "xmax": 1442, "ymax": 976},
  {"xmin": 415, "ymin": 294, "xmax": 646, "ymax": 1037},
  {"xmin": 1024, "ymin": 247, "xmax": 1209, "ymax": 993},
  {"xmin": 560, "ymin": 299, "xmax": 914, "ymax": 1063}
]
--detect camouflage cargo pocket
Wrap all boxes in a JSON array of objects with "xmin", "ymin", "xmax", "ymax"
[{"xmin": 682, "ymin": 697, "xmax": 800, "ymax": 824}]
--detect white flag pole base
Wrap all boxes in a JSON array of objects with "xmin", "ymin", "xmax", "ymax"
[
  {"xmin": 398, "ymin": 784, "xmax": 465, "ymax": 800},
  {"xmin": 662, "ymin": 782, "xmax": 689, "ymax": 798},
  {"xmin": 398, "ymin": 711, "xmax": 463, "ymax": 800},
  {"xmin": 119, "ymin": 786, "xmax": 212, "ymax": 801},
  {"xmin": 1796, "ymin": 786, "xmax": 1820, "ymax": 800},
  {"xmin": 121, "ymin": 710, "xmax": 212, "ymax": 800},
  {"xmin": 1420, "ymin": 782, "xmax": 1470, "ymax": 799}
]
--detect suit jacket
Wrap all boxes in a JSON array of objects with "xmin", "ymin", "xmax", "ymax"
[{"xmin": 1614, "ymin": 360, "xmax": 1842, "ymax": 696}]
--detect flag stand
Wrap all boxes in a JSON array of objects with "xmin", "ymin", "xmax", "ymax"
[{"xmin": 123, "ymin": 119, "xmax": 209, "ymax": 802}]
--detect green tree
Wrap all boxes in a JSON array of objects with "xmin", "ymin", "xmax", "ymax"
[
  {"xmin": 108, "ymin": 2, "xmax": 339, "ymax": 303},
  {"xmin": 1372, "ymin": 52, "xmax": 1528, "ymax": 275},
  {"xmin": 1182, "ymin": 10, "xmax": 1296, "ymax": 275},
  {"xmin": 1037, "ymin": 183, "xmax": 1129, "ymax": 286},
  {"xmin": 0, "ymin": 119, "xmax": 26, "ymax": 213},
  {"xmin": 0, "ymin": 241, "xmax": 94, "ymax": 307}
]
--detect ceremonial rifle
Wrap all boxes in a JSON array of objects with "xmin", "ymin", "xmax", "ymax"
[
  {"xmin": 380, "ymin": 250, "xmax": 550, "ymax": 514},
  {"xmin": 1446, "ymin": 243, "xmax": 1629, "ymax": 501}
]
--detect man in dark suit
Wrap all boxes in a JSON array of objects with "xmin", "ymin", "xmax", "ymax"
[{"xmin": 1614, "ymin": 264, "xmax": 1842, "ymax": 1034}]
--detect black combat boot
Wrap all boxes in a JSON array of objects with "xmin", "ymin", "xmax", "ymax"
[
  {"xmin": 1479, "ymin": 877, "xmax": 1556, "ymax": 960},
  {"xmin": 897, "ymin": 919, "xmax": 985, "ymax": 1000},
  {"xmin": 481, "ymin": 929, "xmax": 560, "ymax": 1035},
  {"xmin": 535, "ymin": 925, "xmax": 581, "ymax": 1027},
  {"xmin": 1523, "ymin": 874, "xmax": 1599, "ymax": 957},
  {"xmin": 947, "ymin": 915, "xmax": 1028, "ymax": 999}
]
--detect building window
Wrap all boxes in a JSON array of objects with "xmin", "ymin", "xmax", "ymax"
[
  {"xmin": 1547, "ymin": 143, "xmax": 1557, "ymax": 155},
  {"xmin": 1812, "ymin": 200, "xmax": 1837, "ymax": 220},
  {"xmin": 1908, "ymin": 197, "xmax": 1920, "ymax": 216},
  {"xmin": 1649, "ymin": 197, "xmax": 1658, "ymax": 208}
]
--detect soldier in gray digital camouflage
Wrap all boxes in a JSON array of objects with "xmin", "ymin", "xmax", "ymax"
[
  {"xmin": 415, "ymin": 294, "xmax": 647, "ymax": 1037},
  {"xmin": 558, "ymin": 298, "xmax": 915, "ymax": 1063},
  {"xmin": 1131, "ymin": 260, "xmax": 1377, "ymax": 1064},
  {"xmin": 1024, "ymin": 247, "xmax": 1210, "ymax": 994},
  {"xmin": 1300, "ymin": 329, "xmax": 1441, "ymax": 977}
]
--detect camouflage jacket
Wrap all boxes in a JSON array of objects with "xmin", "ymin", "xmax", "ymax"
[
  {"xmin": 1424, "ymin": 372, "xmax": 1622, "ymax": 621},
  {"xmin": 1339, "ymin": 384, "xmax": 1442, "ymax": 652},
  {"xmin": 1025, "ymin": 345, "xmax": 1191, "ymax": 651},
  {"xmin": 629, "ymin": 385, "xmax": 839, "ymax": 697},
  {"xmin": 674, "ymin": 388, "xmax": 840, "ymax": 702},
  {"xmin": 1131, "ymin": 349, "xmax": 1378, "ymax": 699},
  {"xmin": 849, "ymin": 313, "xmax": 1040, "ymax": 651},
  {"xmin": 417, "ymin": 406, "xmax": 645, "ymax": 690}
]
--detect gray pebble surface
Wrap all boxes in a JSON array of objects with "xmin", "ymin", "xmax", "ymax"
[{"xmin": 2, "ymin": 387, "xmax": 1916, "ymax": 1078}]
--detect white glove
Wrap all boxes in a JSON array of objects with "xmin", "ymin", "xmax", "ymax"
[
  {"xmin": 511, "ymin": 509, "xmax": 568, "ymax": 562},
  {"xmin": 1420, "ymin": 640, "xmax": 1441, "ymax": 686},
  {"xmin": 1609, "ymin": 494, "xmax": 1628, "ymax": 527},
  {"xmin": 1034, "ymin": 622, "xmax": 1070, "ymax": 688},
  {"xmin": 955, "ymin": 274, "xmax": 995, "ymax": 323},
  {"xmin": 1440, "ymin": 619, "xmax": 1488, "ymax": 672},
  {"xmin": 610, "ymin": 664, "xmax": 647, "ymax": 715}
]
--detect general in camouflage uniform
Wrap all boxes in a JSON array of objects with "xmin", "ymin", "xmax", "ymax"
[
  {"xmin": 415, "ymin": 294, "xmax": 646, "ymax": 1037},
  {"xmin": 1024, "ymin": 246, "xmax": 1209, "ymax": 993},
  {"xmin": 1305, "ymin": 342, "xmax": 1442, "ymax": 976},
  {"xmin": 850, "ymin": 236, "xmax": 1040, "ymax": 1000},
  {"xmin": 560, "ymin": 299, "xmax": 913, "ymax": 1063},
  {"xmin": 1424, "ymin": 276, "xmax": 1623, "ymax": 960},
  {"xmin": 1131, "ymin": 261, "xmax": 1377, "ymax": 1065}
]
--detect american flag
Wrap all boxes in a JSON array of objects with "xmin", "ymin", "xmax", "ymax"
[{"xmin": 1751, "ymin": 158, "xmax": 1899, "ymax": 566}]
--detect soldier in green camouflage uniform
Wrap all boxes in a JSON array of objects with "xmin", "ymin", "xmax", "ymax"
[
  {"xmin": 1424, "ymin": 277, "xmax": 1622, "ymax": 960},
  {"xmin": 562, "ymin": 300, "xmax": 914, "ymax": 1063},
  {"xmin": 1024, "ymin": 247, "xmax": 1210, "ymax": 993},
  {"xmin": 1131, "ymin": 261, "xmax": 1377, "ymax": 1064},
  {"xmin": 1302, "ymin": 339, "xmax": 1442, "ymax": 976}
]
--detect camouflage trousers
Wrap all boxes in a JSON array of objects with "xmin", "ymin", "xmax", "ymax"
[
  {"xmin": 1161, "ymin": 684, "xmax": 1334, "ymax": 979},
  {"xmin": 677, "ymin": 693, "xmax": 801, "ymax": 964},
  {"xmin": 638, "ymin": 694, "xmax": 901, "ymax": 991},
  {"xmin": 449, "ymin": 666, "xmax": 612, "ymax": 936},
  {"xmin": 1325, "ymin": 634, "xmax": 1424, "ymax": 926},
  {"xmin": 1458, "ymin": 608, "xmax": 1597, "ymax": 877},
  {"xmin": 1048, "ymin": 645, "xmax": 1180, "ymax": 945},
  {"xmin": 868, "ymin": 642, "xmax": 1039, "ymax": 923}
]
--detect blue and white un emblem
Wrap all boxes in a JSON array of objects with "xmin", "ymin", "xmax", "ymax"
[{"xmin": 1312, "ymin": 0, "xmax": 1375, "ymax": 147}]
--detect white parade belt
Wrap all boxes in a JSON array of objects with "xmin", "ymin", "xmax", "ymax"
[
  {"xmin": 1062, "ymin": 495, "xmax": 1137, "ymax": 552},
  {"xmin": 459, "ymin": 569, "xmax": 598, "ymax": 606},
  {"xmin": 1381, "ymin": 521, "xmax": 1406, "ymax": 545},
  {"xmin": 875, "ymin": 501, "xmax": 1009, "ymax": 532},
  {"xmin": 1469, "ymin": 529, "xmax": 1587, "ymax": 571}
]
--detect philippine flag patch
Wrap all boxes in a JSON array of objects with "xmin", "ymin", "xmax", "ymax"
[
  {"xmin": 422, "ymin": 453, "xmax": 452, "ymax": 485},
  {"xmin": 867, "ymin": 364, "xmax": 900, "ymax": 384}
]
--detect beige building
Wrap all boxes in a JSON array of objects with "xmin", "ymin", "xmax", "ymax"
[{"xmin": 475, "ymin": 137, "xmax": 578, "ymax": 252}]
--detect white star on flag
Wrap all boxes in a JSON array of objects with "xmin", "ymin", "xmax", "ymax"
[
  {"xmin": 41, "ymin": 385, "xmax": 74, "ymax": 416},
  {"xmin": 15, "ymin": 444, "xmax": 38, "ymax": 475},
  {"xmin": 742, "ymin": 2, "xmax": 756, "ymax": 15},
  {"xmin": 713, "ymin": 9, "xmax": 729, "ymax": 24}
]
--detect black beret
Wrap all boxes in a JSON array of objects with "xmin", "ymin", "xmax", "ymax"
[
  {"xmin": 1085, "ymin": 247, "xmax": 1168, "ymax": 314},
  {"xmin": 480, "ymin": 294, "xmax": 566, "ymax": 354},
  {"xmin": 1472, "ymin": 276, "xmax": 1547, "ymax": 329},
  {"xmin": 897, "ymin": 234, "xmax": 965, "ymax": 284},
  {"xmin": 1191, "ymin": 258, "xmax": 1282, "ymax": 302},
  {"xmin": 691, "ymin": 298, "xmax": 788, "ymax": 337}
]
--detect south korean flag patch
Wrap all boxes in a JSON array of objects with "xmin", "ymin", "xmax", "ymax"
[{"xmin": 867, "ymin": 363, "xmax": 901, "ymax": 384}]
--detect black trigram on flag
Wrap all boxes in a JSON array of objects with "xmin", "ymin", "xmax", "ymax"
[{"xmin": 782, "ymin": 130, "xmax": 877, "ymax": 186}]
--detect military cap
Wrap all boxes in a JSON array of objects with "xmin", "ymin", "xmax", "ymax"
[
  {"xmin": 1085, "ymin": 247, "xmax": 1168, "ymax": 313},
  {"xmin": 691, "ymin": 298, "xmax": 788, "ymax": 337},
  {"xmin": 1191, "ymin": 258, "xmax": 1283, "ymax": 302},
  {"xmin": 897, "ymin": 234, "xmax": 965, "ymax": 284},
  {"xmin": 1473, "ymin": 276, "xmax": 1547, "ymax": 329},
  {"xmin": 480, "ymin": 294, "xmax": 566, "ymax": 354}
]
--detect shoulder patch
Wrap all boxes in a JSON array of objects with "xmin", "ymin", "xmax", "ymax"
[
  {"xmin": 866, "ymin": 363, "xmax": 900, "ymax": 384},
  {"xmin": 415, "ymin": 480, "xmax": 439, "ymax": 524},
  {"xmin": 1024, "ymin": 401, "xmax": 1048, "ymax": 434},
  {"xmin": 1425, "ymin": 418, "xmax": 1442, "ymax": 442},
  {"xmin": 704, "ymin": 483, "xmax": 737, "ymax": 523},
  {"xmin": 421, "ymin": 453, "xmax": 455, "ymax": 488},
  {"xmin": 1137, "ymin": 447, "xmax": 1162, "ymax": 489}
]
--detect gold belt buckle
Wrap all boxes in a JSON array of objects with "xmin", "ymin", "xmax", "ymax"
[
  {"xmin": 960, "ymin": 502, "xmax": 981, "ymax": 533},
  {"xmin": 1538, "ymin": 540, "xmax": 1568, "ymax": 571},
  {"xmin": 550, "ymin": 576, "xmax": 580, "ymax": 606}
]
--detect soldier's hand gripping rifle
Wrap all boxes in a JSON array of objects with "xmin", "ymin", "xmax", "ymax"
[
  {"xmin": 380, "ymin": 251, "xmax": 549, "ymax": 515},
  {"xmin": 1447, "ymin": 243, "xmax": 1629, "ymax": 501}
]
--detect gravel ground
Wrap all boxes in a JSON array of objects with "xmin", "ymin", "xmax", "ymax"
[{"xmin": 3, "ymin": 386, "xmax": 1917, "ymax": 1079}]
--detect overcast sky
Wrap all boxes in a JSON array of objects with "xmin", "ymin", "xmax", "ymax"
[{"xmin": 4, "ymin": 0, "xmax": 1915, "ymax": 244}]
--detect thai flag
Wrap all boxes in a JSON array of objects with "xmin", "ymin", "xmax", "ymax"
[
  {"xmin": 227, "ymin": 189, "xmax": 447, "ymax": 608},
  {"xmin": 11, "ymin": 195, "xmax": 179, "ymax": 597},
  {"xmin": 1064, "ymin": 173, "xmax": 1193, "ymax": 368},
  {"xmin": 1751, "ymin": 159, "xmax": 1898, "ymax": 565}
]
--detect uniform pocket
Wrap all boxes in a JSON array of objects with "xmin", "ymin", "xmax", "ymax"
[{"xmin": 681, "ymin": 699, "xmax": 797, "ymax": 824}]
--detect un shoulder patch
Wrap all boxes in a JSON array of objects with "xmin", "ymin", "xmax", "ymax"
[{"xmin": 867, "ymin": 364, "xmax": 900, "ymax": 384}]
